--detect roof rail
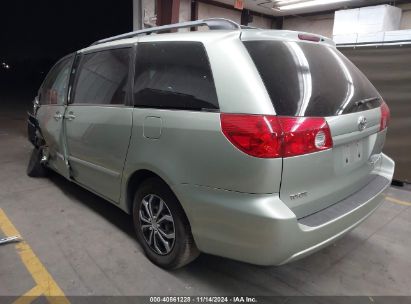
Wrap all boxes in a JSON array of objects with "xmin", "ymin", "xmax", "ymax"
[{"xmin": 91, "ymin": 18, "xmax": 241, "ymax": 46}]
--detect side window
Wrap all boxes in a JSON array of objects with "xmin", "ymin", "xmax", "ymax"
[
  {"xmin": 72, "ymin": 48, "xmax": 130, "ymax": 105},
  {"xmin": 133, "ymin": 42, "xmax": 219, "ymax": 111},
  {"xmin": 39, "ymin": 56, "xmax": 73, "ymax": 105}
]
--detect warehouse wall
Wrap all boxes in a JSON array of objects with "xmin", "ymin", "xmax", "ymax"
[
  {"xmin": 134, "ymin": 1, "xmax": 411, "ymax": 35},
  {"xmin": 179, "ymin": 0, "xmax": 191, "ymax": 23},
  {"xmin": 135, "ymin": 0, "xmax": 192, "ymax": 29},
  {"xmin": 340, "ymin": 45, "xmax": 411, "ymax": 182},
  {"xmin": 249, "ymin": 15, "xmax": 273, "ymax": 28},
  {"xmin": 283, "ymin": 14, "xmax": 334, "ymax": 37},
  {"xmin": 134, "ymin": 0, "xmax": 273, "ymax": 31},
  {"xmin": 283, "ymin": 3, "xmax": 411, "ymax": 38},
  {"xmin": 400, "ymin": 3, "xmax": 411, "ymax": 29},
  {"xmin": 196, "ymin": 2, "xmax": 273, "ymax": 28},
  {"xmin": 197, "ymin": 2, "xmax": 241, "ymax": 24},
  {"xmin": 141, "ymin": 0, "xmax": 155, "ymax": 28}
]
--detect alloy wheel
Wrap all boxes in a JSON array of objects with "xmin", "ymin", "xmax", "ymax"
[{"xmin": 139, "ymin": 194, "xmax": 176, "ymax": 255}]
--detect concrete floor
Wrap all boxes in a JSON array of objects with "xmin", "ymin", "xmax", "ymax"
[{"xmin": 1, "ymin": 100, "xmax": 411, "ymax": 298}]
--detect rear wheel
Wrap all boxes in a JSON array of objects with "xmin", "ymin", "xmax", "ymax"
[
  {"xmin": 26, "ymin": 147, "xmax": 47, "ymax": 177},
  {"xmin": 132, "ymin": 178, "xmax": 199, "ymax": 269}
]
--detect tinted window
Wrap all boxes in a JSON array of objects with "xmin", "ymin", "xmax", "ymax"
[
  {"xmin": 134, "ymin": 42, "xmax": 218, "ymax": 110},
  {"xmin": 72, "ymin": 48, "xmax": 130, "ymax": 105},
  {"xmin": 39, "ymin": 56, "xmax": 73, "ymax": 105},
  {"xmin": 244, "ymin": 40, "xmax": 381, "ymax": 116}
]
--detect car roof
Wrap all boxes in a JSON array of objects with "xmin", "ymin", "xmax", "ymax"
[
  {"xmin": 77, "ymin": 18, "xmax": 334, "ymax": 54},
  {"xmin": 79, "ymin": 28, "xmax": 335, "ymax": 55}
]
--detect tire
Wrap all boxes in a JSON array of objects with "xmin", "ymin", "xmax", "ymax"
[
  {"xmin": 132, "ymin": 177, "xmax": 199, "ymax": 269},
  {"xmin": 27, "ymin": 147, "xmax": 47, "ymax": 177}
]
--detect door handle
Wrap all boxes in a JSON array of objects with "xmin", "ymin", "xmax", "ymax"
[
  {"xmin": 53, "ymin": 112, "xmax": 63, "ymax": 120},
  {"xmin": 65, "ymin": 113, "xmax": 76, "ymax": 121}
]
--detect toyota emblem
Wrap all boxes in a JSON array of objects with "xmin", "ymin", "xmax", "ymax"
[{"xmin": 358, "ymin": 116, "xmax": 367, "ymax": 131}]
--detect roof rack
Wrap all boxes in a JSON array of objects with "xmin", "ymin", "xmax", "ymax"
[{"xmin": 91, "ymin": 18, "xmax": 241, "ymax": 46}]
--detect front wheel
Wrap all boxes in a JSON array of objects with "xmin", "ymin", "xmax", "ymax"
[
  {"xmin": 27, "ymin": 147, "xmax": 47, "ymax": 177},
  {"xmin": 132, "ymin": 178, "xmax": 199, "ymax": 269}
]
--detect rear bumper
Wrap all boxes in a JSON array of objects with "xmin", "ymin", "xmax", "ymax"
[{"xmin": 177, "ymin": 153, "xmax": 394, "ymax": 266}]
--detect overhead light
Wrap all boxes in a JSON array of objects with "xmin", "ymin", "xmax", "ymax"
[{"xmin": 277, "ymin": 0, "xmax": 353, "ymax": 11}]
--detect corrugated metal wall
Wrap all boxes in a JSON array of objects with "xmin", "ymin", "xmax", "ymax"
[{"xmin": 339, "ymin": 44, "xmax": 411, "ymax": 182}]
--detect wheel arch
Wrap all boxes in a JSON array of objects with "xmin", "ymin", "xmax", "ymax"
[
  {"xmin": 126, "ymin": 168, "xmax": 200, "ymax": 268},
  {"xmin": 125, "ymin": 169, "xmax": 189, "ymax": 224}
]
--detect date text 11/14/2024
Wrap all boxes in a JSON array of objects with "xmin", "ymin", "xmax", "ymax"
[{"xmin": 149, "ymin": 297, "xmax": 258, "ymax": 303}]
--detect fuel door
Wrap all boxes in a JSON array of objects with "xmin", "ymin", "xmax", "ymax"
[{"xmin": 143, "ymin": 116, "xmax": 163, "ymax": 139}]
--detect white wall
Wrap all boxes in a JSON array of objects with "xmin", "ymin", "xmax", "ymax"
[{"xmin": 282, "ymin": 3, "xmax": 411, "ymax": 39}]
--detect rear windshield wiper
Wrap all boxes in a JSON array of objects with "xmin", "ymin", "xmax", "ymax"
[{"xmin": 354, "ymin": 97, "xmax": 380, "ymax": 106}]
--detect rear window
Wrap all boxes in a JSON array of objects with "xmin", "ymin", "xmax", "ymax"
[
  {"xmin": 133, "ymin": 41, "xmax": 218, "ymax": 111},
  {"xmin": 243, "ymin": 40, "xmax": 381, "ymax": 116}
]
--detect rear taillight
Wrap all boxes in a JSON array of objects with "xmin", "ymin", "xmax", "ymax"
[
  {"xmin": 220, "ymin": 114, "xmax": 333, "ymax": 158},
  {"xmin": 220, "ymin": 114, "xmax": 282, "ymax": 158},
  {"xmin": 380, "ymin": 101, "xmax": 390, "ymax": 131},
  {"xmin": 279, "ymin": 117, "xmax": 333, "ymax": 157}
]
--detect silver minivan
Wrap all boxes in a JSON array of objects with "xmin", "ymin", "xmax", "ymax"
[{"xmin": 27, "ymin": 18, "xmax": 395, "ymax": 269}]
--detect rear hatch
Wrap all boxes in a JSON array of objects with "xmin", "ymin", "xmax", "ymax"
[{"xmin": 243, "ymin": 35, "xmax": 389, "ymax": 218}]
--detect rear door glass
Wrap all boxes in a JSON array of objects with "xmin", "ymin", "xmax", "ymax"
[
  {"xmin": 243, "ymin": 40, "xmax": 381, "ymax": 116},
  {"xmin": 133, "ymin": 41, "xmax": 219, "ymax": 111},
  {"xmin": 72, "ymin": 48, "xmax": 130, "ymax": 105}
]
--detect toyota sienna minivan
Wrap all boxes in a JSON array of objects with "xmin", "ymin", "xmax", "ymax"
[{"xmin": 27, "ymin": 18, "xmax": 394, "ymax": 269}]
